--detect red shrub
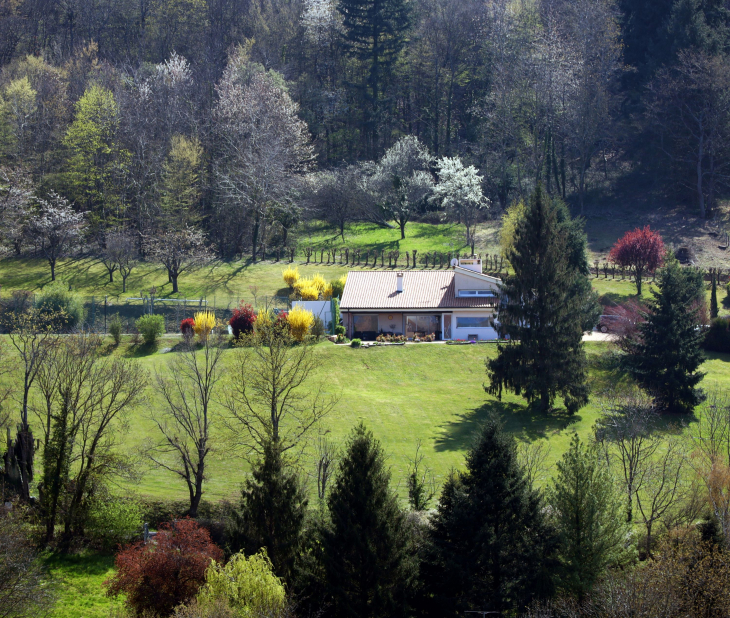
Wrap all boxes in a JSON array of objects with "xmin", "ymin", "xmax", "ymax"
[
  {"xmin": 605, "ymin": 299, "xmax": 647, "ymax": 353},
  {"xmin": 105, "ymin": 518, "xmax": 223, "ymax": 617},
  {"xmin": 181, "ymin": 318, "xmax": 195, "ymax": 338},
  {"xmin": 229, "ymin": 302, "xmax": 256, "ymax": 339},
  {"xmin": 609, "ymin": 226, "xmax": 664, "ymax": 295}
]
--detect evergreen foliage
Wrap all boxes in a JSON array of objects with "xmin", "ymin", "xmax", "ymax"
[
  {"xmin": 228, "ymin": 442, "xmax": 308, "ymax": 582},
  {"xmin": 421, "ymin": 415, "xmax": 557, "ymax": 616},
  {"xmin": 321, "ymin": 422, "xmax": 415, "ymax": 618},
  {"xmin": 548, "ymin": 434, "xmax": 634, "ymax": 602},
  {"xmin": 486, "ymin": 186, "xmax": 593, "ymax": 414},
  {"xmin": 711, "ymin": 270, "xmax": 719, "ymax": 318},
  {"xmin": 627, "ymin": 258, "xmax": 706, "ymax": 413}
]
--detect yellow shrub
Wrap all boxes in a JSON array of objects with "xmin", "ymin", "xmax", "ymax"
[
  {"xmin": 288, "ymin": 305, "xmax": 314, "ymax": 341},
  {"xmin": 311, "ymin": 273, "xmax": 327, "ymax": 294},
  {"xmin": 282, "ymin": 266, "xmax": 300, "ymax": 289},
  {"xmin": 298, "ymin": 285, "xmax": 320, "ymax": 301},
  {"xmin": 255, "ymin": 308, "xmax": 273, "ymax": 331},
  {"xmin": 322, "ymin": 283, "xmax": 333, "ymax": 300},
  {"xmin": 194, "ymin": 311, "xmax": 216, "ymax": 341}
]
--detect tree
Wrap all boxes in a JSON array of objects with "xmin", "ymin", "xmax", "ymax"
[
  {"xmin": 160, "ymin": 134, "xmax": 203, "ymax": 228},
  {"xmin": 431, "ymin": 156, "xmax": 489, "ymax": 249},
  {"xmin": 36, "ymin": 333, "xmax": 147, "ymax": 547},
  {"xmin": 102, "ymin": 230, "xmax": 137, "ymax": 292},
  {"xmin": 221, "ymin": 322, "xmax": 338, "ymax": 459},
  {"xmin": 369, "ymin": 136, "xmax": 433, "ymax": 239},
  {"xmin": 422, "ymin": 414, "xmax": 557, "ymax": 616},
  {"xmin": 486, "ymin": 186, "xmax": 591, "ymax": 414},
  {"xmin": 406, "ymin": 440, "xmax": 436, "ymax": 511},
  {"xmin": 147, "ymin": 339, "xmax": 224, "ymax": 517},
  {"xmin": 308, "ymin": 165, "xmax": 371, "ymax": 240},
  {"xmin": 548, "ymin": 434, "xmax": 634, "ymax": 602},
  {"xmin": 228, "ymin": 442, "xmax": 308, "ymax": 581},
  {"xmin": 106, "ymin": 518, "xmax": 224, "ymax": 617},
  {"xmin": 145, "ymin": 226, "xmax": 211, "ymax": 294},
  {"xmin": 337, "ymin": 0, "xmax": 411, "ymax": 155},
  {"xmin": 26, "ymin": 192, "xmax": 85, "ymax": 281},
  {"xmin": 3, "ymin": 309, "xmax": 59, "ymax": 501},
  {"xmin": 609, "ymin": 226, "xmax": 665, "ymax": 295},
  {"xmin": 711, "ymin": 269, "xmax": 719, "ymax": 318},
  {"xmin": 321, "ymin": 423, "xmax": 415, "ymax": 618},
  {"xmin": 0, "ymin": 166, "xmax": 33, "ymax": 255},
  {"xmin": 63, "ymin": 84, "xmax": 128, "ymax": 229},
  {"xmin": 627, "ymin": 257, "xmax": 706, "ymax": 413},
  {"xmin": 0, "ymin": 511, "xmax": 56, "ymax": 618},
  {"xmin": 214, "ymin": 49, "xmax": 313, "ymax": 260}
]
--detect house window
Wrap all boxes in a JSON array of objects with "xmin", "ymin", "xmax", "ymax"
[
  {"xmin": 406, "ymin": 315, "xmax": 440, "ymax": 339},
  {"xmin": 458, "ymin": 290, "xmax": 496, "ymax": 297},
  {"xmin": 456, "ymin": 316, "xmax": 492, "ymax": 329},
  {"xmin": 353, "ymin": 314, "xmax": 378, "ymax": 340}
]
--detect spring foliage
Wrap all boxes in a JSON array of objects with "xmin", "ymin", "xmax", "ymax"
[
  {"xmin": 609, "ymin": 226, "xmax": 665, "ymax": 295},
  {"xmin": 288, "ymin": 305, "xmax": 314, "ymax": 341},
  {"xmin": 194, "ymin": 311, "xmax": 216, "ymax": 340},
  {"xmin": 198, "ymin": 551, "xmax": 286, "ymax": 617},
  {"xmin": 282, "ymin": 266, "xmax": 300, "ymax": 289}
]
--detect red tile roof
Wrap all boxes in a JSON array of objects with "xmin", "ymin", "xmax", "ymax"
[{"xmin": 340, "ymin": 270, "xmax": 499, "ymax": 310}]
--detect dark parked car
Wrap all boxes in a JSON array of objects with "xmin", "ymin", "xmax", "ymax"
[{"xmin": 597, "ymin": 314, "xmax": 628, "ymax": 333}]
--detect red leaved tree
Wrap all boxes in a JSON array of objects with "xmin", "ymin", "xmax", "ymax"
[
  {"xmin": 609, "ymin": 226, "xmax": 665, "ymax": 295},
  {"xmin": 229, "ymin": 302, "xmax": 256, "ymax": 340},
  {"xmin": 105, "ymin": 518, "xmax": 223, "ymax": 617}
]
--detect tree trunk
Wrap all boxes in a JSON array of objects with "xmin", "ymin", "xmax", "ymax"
[
  {"xmin": 50, "ymin": 259, "xmax": 56, "ymax": 281},
  {"xmin": 400, "ymin": 219, "xmax": 406, "ymax": 240},
  {"xmin": 171, "ymin": 272, "xmax": 179, "ymax": 294},
  {"xmin": 697, "ymin": 141, "xmax": 706, "ymax": 219},
  {"xmin": 252, "ymin": 214, "xmax": 260, "ymax": 263},
  {"xmin": 122, "ymin": 275, "xmax": 127, "ymax": 293}
]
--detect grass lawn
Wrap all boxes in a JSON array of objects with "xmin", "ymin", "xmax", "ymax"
[{"xmin": 44, "ymin": 552, "xmax": 122, "ymax": 618}]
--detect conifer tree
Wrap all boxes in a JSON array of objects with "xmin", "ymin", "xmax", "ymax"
[
  {"xmin": 229, "ymin": 441, "xmax": 308, "ymax": 582},
  {"xmin": 321, "ymin": 423, "xmax": 415, "ymax": 618},
  {"xmin": 421, "ymin": 415, "xmax": 557, "ymax": 616},
  {"xmin": 337, "ymin": 0, "xmax": 410, "ymax": 154},
  {"xmin": 711, "ymin": 270, "xmax": 719, "ymax": 318},
  {"xmin": 548, "ymin": 434, "xmax": 634, "ymax": 602},
  {"xmin": 487, "ymin": 186, "xmax": 592, "ymax": 414},
  {"xmin": 627, "ymin": 257, "xmax": 706, "ymax": 413}
]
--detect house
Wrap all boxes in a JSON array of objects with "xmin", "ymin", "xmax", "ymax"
[{"xmin": 339, "ymin": 258, "xmax": 501, "ymax": 341}]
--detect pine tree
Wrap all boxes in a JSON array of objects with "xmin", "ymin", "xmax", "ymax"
[
  {"xmin": 627, "ymin": 257, "xmax": 706, "ymax": 413},
  {"xmin": 487, "ymin": 186, "xmax": 592, "ymax": 414},
  {"xmin": 421, "ymin": 415, "xmax": 557, "ymax": 617},
  {"xmin": 711, "ymin": 270, "xmax": 719, "ymax": 318},
  {"xmin": 337, "ymin": 0, "xmax": 410, "ymax": 155},
  {"xmin": 229, "ymin": 442, "xmax": 308, "ymax": 582},
  {"xmin": 548, "ymin": 434, "xmax": 634, "ymax": 602},
  {"xmin": 321, "ymin": 423, "xmax": 415, "ymax": 618}
]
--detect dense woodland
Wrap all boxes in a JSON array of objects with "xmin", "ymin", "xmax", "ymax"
[{"xmin": 2, "ymin": 0, "xmax": 730, "ymax": 263}]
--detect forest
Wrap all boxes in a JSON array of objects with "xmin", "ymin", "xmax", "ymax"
[{"xmin": 2, "ymin": 0, "xmax": 730, "ymax": 264}]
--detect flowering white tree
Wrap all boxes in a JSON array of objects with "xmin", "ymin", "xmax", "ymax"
[
  {"xmin": 432, "ymin": 156, "xmax": 489, "ymax": 247},
  {"xmin": 27, "ymin": 192, "xmax": 85, "ymax": 280},
  {"xmin": 0, "ymin": 166, "xmax": 34, "ymax": 255},
  {"xmin": 370, "ymin": 136, "xmax": 433, "ymax": 239}
]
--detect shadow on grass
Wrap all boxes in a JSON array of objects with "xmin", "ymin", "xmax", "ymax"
[
  {"xmin": 122, "ymin": 342, "xmax": 161, "ymax": 358},
  {"xmin": 43, "ymin": 551, "xmax": 115, "ymax": 576},
  {"xmin": 434, "ymin": 399, "xmax": 581, "ymax": 452}
]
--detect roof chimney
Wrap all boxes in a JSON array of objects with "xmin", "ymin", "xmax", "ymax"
[{"xmin": 396, "ymin": 272, "xmax": 404, "ymax": 293}]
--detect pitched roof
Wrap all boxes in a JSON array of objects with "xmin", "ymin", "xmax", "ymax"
[{"xmin": 340, "ymin": 270, "xmax": 499, "ymax": 310}]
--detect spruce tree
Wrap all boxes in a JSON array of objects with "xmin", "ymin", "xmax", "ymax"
[
  {"xmin": 548, "ymin": 434, "xmax": 634, "ymax": 602},
  {"xmin": 487, "ymin": 186, "xmax": 592, "ymax": 414},
  {"xmin": 337, "ymin": 0, "xmax": 410, "ymax": 154},
  {"xmin": 711, "ymin": 270, "xmax": 719, "ymax": 318},
  {"xmin": 321, "ymin": 423, "xmax": 415, "ymax": 618},
  {"xmin": 421, "ymin": 415, "xmax": 557, "ymax": 616},
  {"xmin": 229, "ymin": 442, "xmax": 308, "ymax": 582},
  {"xmin": 627, "ymin": 257, "xmax": 706, "ymax": 414}
]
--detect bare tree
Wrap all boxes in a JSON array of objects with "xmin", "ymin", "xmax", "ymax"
[
  {"xmin": 314, "ymin": 432, "xmax": 338, "ymax": 503},
  {"xmin": 101, "ymin": 230, "xmax": 138, "ymax": 291},
  {"xmin": 145, "ymin": 226, "xmax": 211, "ymax": 294},
  {"xmin": 648, "ymin": 51, "xmax": 730, "ymax": 219},
  {"xmin": 214, "ymin": 49, "xmax": 313, "ymax": 260},
  {"xmin": 406, "ymin": 439, "xmax": 436, "ymax": 511},
  {"xmin": 0, "ymin": 166, "xmax": 33, "ymax": 256},
  {"xmin": 222, "ymin": 322, "xmax": 339, "ymax": 461},
  {"xmin": 147, "ymin": 340, "xmax": 225, "ymax": 517},
  {"xmin": 37, "ymin": 333, "xmax": 147, "ymax": 547},
  {"xmin": 3, "ymin": 309, "xmax": 59, "ymax": 501},
  {"xmin": 595, "ymin": 390, "xmax": 660, "ymax": 523},
  {"xmin": 26, "ymin": 192, "xmax": 85, "ymax": 281}
]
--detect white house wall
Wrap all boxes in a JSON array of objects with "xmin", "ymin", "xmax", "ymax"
[{"xmin": 448, "ymin": 310, "xmax": 499, "ymax": 341}]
